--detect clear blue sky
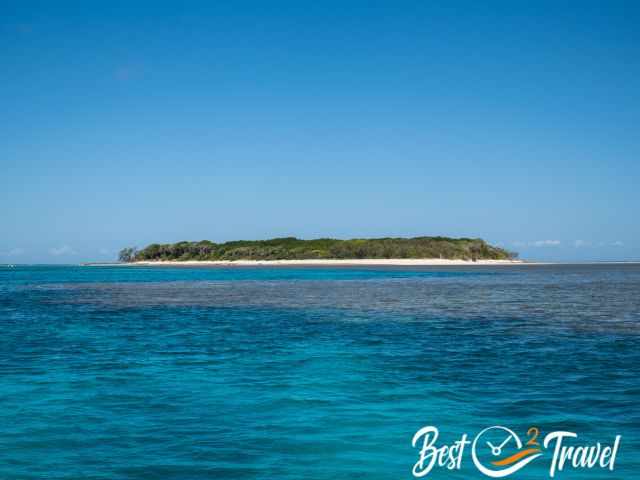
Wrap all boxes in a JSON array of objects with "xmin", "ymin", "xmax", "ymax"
[{"xmin": 2, "ymin": 1, "xmax": 638, "ymax": 263}]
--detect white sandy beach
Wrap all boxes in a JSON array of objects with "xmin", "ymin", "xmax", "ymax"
[{"xmin": 128, "ymin": 259, "xmax": 525, "ymax": 266}]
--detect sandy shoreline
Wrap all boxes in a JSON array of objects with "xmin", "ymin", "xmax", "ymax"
[{"xmin": 93, "ymin": 258, "xmax": 527, "ymax": 267}]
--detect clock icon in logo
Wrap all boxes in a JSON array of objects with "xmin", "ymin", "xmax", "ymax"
[{"xmin": 471, "ymin": 426, "xmax": 542, "ymax": 478}]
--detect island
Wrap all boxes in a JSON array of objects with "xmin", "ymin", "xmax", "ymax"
[{"xmin": 116, "ymin": 237, "xmax": 521, "ymax": 266}]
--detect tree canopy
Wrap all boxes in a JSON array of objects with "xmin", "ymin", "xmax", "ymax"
[{"xmin": 120, "ymin": 237, "xmax": 517, "ymax": 262}]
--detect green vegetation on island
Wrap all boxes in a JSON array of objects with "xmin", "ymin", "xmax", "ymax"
[{"xmin": 119, "ymin": 237, "xmax": 517, "ymax": 262}]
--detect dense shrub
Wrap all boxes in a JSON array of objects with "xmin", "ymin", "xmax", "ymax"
[{"xmin": 122, "ymin": 236, "xmax": 516, "ymax": 262}]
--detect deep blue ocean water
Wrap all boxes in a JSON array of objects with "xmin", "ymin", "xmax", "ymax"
[{"xmin": 0, "ymin": 264, "xmax": 638, "ymax": 479}]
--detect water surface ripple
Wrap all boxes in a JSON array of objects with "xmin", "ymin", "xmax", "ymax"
[{"xmin": 0, "ymin": 265, "xmax": 638, "ymax": 479}]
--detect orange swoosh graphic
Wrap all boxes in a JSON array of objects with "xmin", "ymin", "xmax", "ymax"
[{"xmin": 492, "ymin": 448, "xmax": 541, "ymax": 466}]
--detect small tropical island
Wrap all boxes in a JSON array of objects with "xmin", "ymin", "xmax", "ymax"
[{"xmin": 116, "ymin": 236, "xmax": 520, "ymax": 266}]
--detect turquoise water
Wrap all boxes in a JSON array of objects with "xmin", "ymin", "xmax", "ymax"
[{"xmin": 0, "ymin": 264, "xmax": 638, "ymax": 479}]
